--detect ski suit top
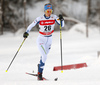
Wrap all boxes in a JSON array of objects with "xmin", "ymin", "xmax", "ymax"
[{"xmin": 26, "ymin": 14, "xmax": 64, "ymax": 36}]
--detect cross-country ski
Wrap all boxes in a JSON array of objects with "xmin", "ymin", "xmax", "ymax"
[
  {"xmin": 26, "ymin": 72, "xmax": 58, "ymax": 81},
  {"xmin": 26, "ymin": 72, "xmax": 47, "ymax": 81}
]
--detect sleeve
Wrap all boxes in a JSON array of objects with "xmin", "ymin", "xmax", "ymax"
[
  {"xmin": 26, "ymin": 17, "xmax": 40, "ymax": 33},
  {"xmin": 55, "ymin": 15, "xmax": 64, "ymax": 27}
]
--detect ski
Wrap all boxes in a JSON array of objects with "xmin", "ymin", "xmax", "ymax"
[
  {"xmin": 26, "ymin": 72, "xmax": 58, "ymax": 81},
  {"xmin": 26, "ymin": 72, "xmax": 47, "ymax": 80}
]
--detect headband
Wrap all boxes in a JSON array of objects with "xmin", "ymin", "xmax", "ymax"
[{"xmin": 44, "ymin": 4, "xmax": 52, "ymax": 11}]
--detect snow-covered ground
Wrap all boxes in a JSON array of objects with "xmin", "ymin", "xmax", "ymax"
[{"xmin": 0, "ymin": 23, "xmax": 100, "ymax": 85}]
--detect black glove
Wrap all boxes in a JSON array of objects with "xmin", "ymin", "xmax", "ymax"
[
  {"xmin": 59, "ymin": 14, "xmax": 64, "ymax": 21},
  {"xmin": 23, "ymin": 32, "xmax": 29, "ymax": 38}
]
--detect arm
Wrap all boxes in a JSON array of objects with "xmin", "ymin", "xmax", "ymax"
[
  {"xmin": 23, "ymin": 17, "xmax": 40, "ymax": 38},
  {"xmin": 26, "ymin": 17, "xmax": 40, "ymax": 33},
  {"xmin": 55, "ymin": 14, "xmax": 64, "ymax": 27}
]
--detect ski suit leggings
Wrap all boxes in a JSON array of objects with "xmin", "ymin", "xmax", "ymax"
[{"xmin": 37, "ymin": 35, "xmax": 52, "ymax": 73}]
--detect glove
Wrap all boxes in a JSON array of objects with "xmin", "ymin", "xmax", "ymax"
[
  {"xmin": 59, "ymin": 14, "xmax": 64, "ymax": 21},
  {"xmin": 23, "ymin": 32, "xmax": 29, "ymax": 38}
]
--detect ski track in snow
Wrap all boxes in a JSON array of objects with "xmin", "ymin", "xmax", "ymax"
[{"xmin": 0, "ymin": 29, "xmax": 100, "ymax": 85}]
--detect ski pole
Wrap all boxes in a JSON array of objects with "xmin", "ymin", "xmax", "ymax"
[
  {"xmin": 6, "ymin": 38, "xmax": 26, "ymax": 72},
  {"xmin": 60, "ymin": 20, "xmax": 63, "ymax": 73}
]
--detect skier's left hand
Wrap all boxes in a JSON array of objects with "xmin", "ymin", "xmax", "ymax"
[{"xmin": 59, "ymin": 14, "xmax": 64, "ymax": 21}]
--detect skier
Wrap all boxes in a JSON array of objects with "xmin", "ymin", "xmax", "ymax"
[{"xmin": 23, "ymin": 3, "xmax": 64, "ymax": 80}]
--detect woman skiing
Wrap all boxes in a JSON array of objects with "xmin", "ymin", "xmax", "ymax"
[{"xmin": 23, "ymin": 3, "xmax": 64, "ymax": 80}]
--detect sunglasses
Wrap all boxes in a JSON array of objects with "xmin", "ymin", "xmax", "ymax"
[{"xmin": 46, "ymin": 10, "xmax": 53, "ymax": 13}]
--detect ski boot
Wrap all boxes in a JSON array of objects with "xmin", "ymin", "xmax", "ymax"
[{"xmin": 38, "ymin": 72, "xmax": 43, "ymax": 80}]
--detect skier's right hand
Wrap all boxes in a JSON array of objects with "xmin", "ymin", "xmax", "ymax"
[{"xmin": 23, "ymin": 32, "xmax": 29, "ymax": 38}]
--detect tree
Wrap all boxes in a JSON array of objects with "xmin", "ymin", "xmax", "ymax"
[
  {"xmin": 1, "ymin": 0, "xmax": 34, "ymax": 33},
  {"xmin": 0, "ymin": 0, "xmax": 3, "ymax": 34}
]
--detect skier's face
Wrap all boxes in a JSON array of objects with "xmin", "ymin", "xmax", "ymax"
[{"xmin": 45, "ymin": 9, "xmax": 52, "ymax": 17}]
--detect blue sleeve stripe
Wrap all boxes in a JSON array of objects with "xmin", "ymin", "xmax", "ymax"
[
  {"xmin": 61, "ymin": 20, "xmax": 63, "ymax": 27},
  {"xmin": 37, "ymin": 21, "xmax": 40, "ymax": 25},
  {"xmin": 55, "ymin": 19, "xmax": 63, "ymax": 27},
  {"xmin": 55, "ymin": 19, "xmax": 60, "ymax": 25}
]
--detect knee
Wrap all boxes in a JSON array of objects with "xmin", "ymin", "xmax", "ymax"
[{"xmin": 41, "ymin": 55, "xmax": 47, "ymax": 63}]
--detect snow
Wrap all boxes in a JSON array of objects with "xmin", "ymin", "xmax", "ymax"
[
  {"xmin": 1, "ymin": 0, "xmax": 100, "ymax": 84},
  {"xmin": 0, "ymin": 23, "xmax": 100, "ymax": 85}
]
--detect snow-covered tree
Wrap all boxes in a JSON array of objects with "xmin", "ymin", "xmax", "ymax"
[
  {"xmin": 1, "ymin": 0, "xmax": 100, "ymax": 33},
  {"xmin": 50, "ymin": 0, "xmax": 100, "ymax": 30},
  {"xmin": 2, "ymin": 0, "xmax": 38, "ymax": 32}
]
